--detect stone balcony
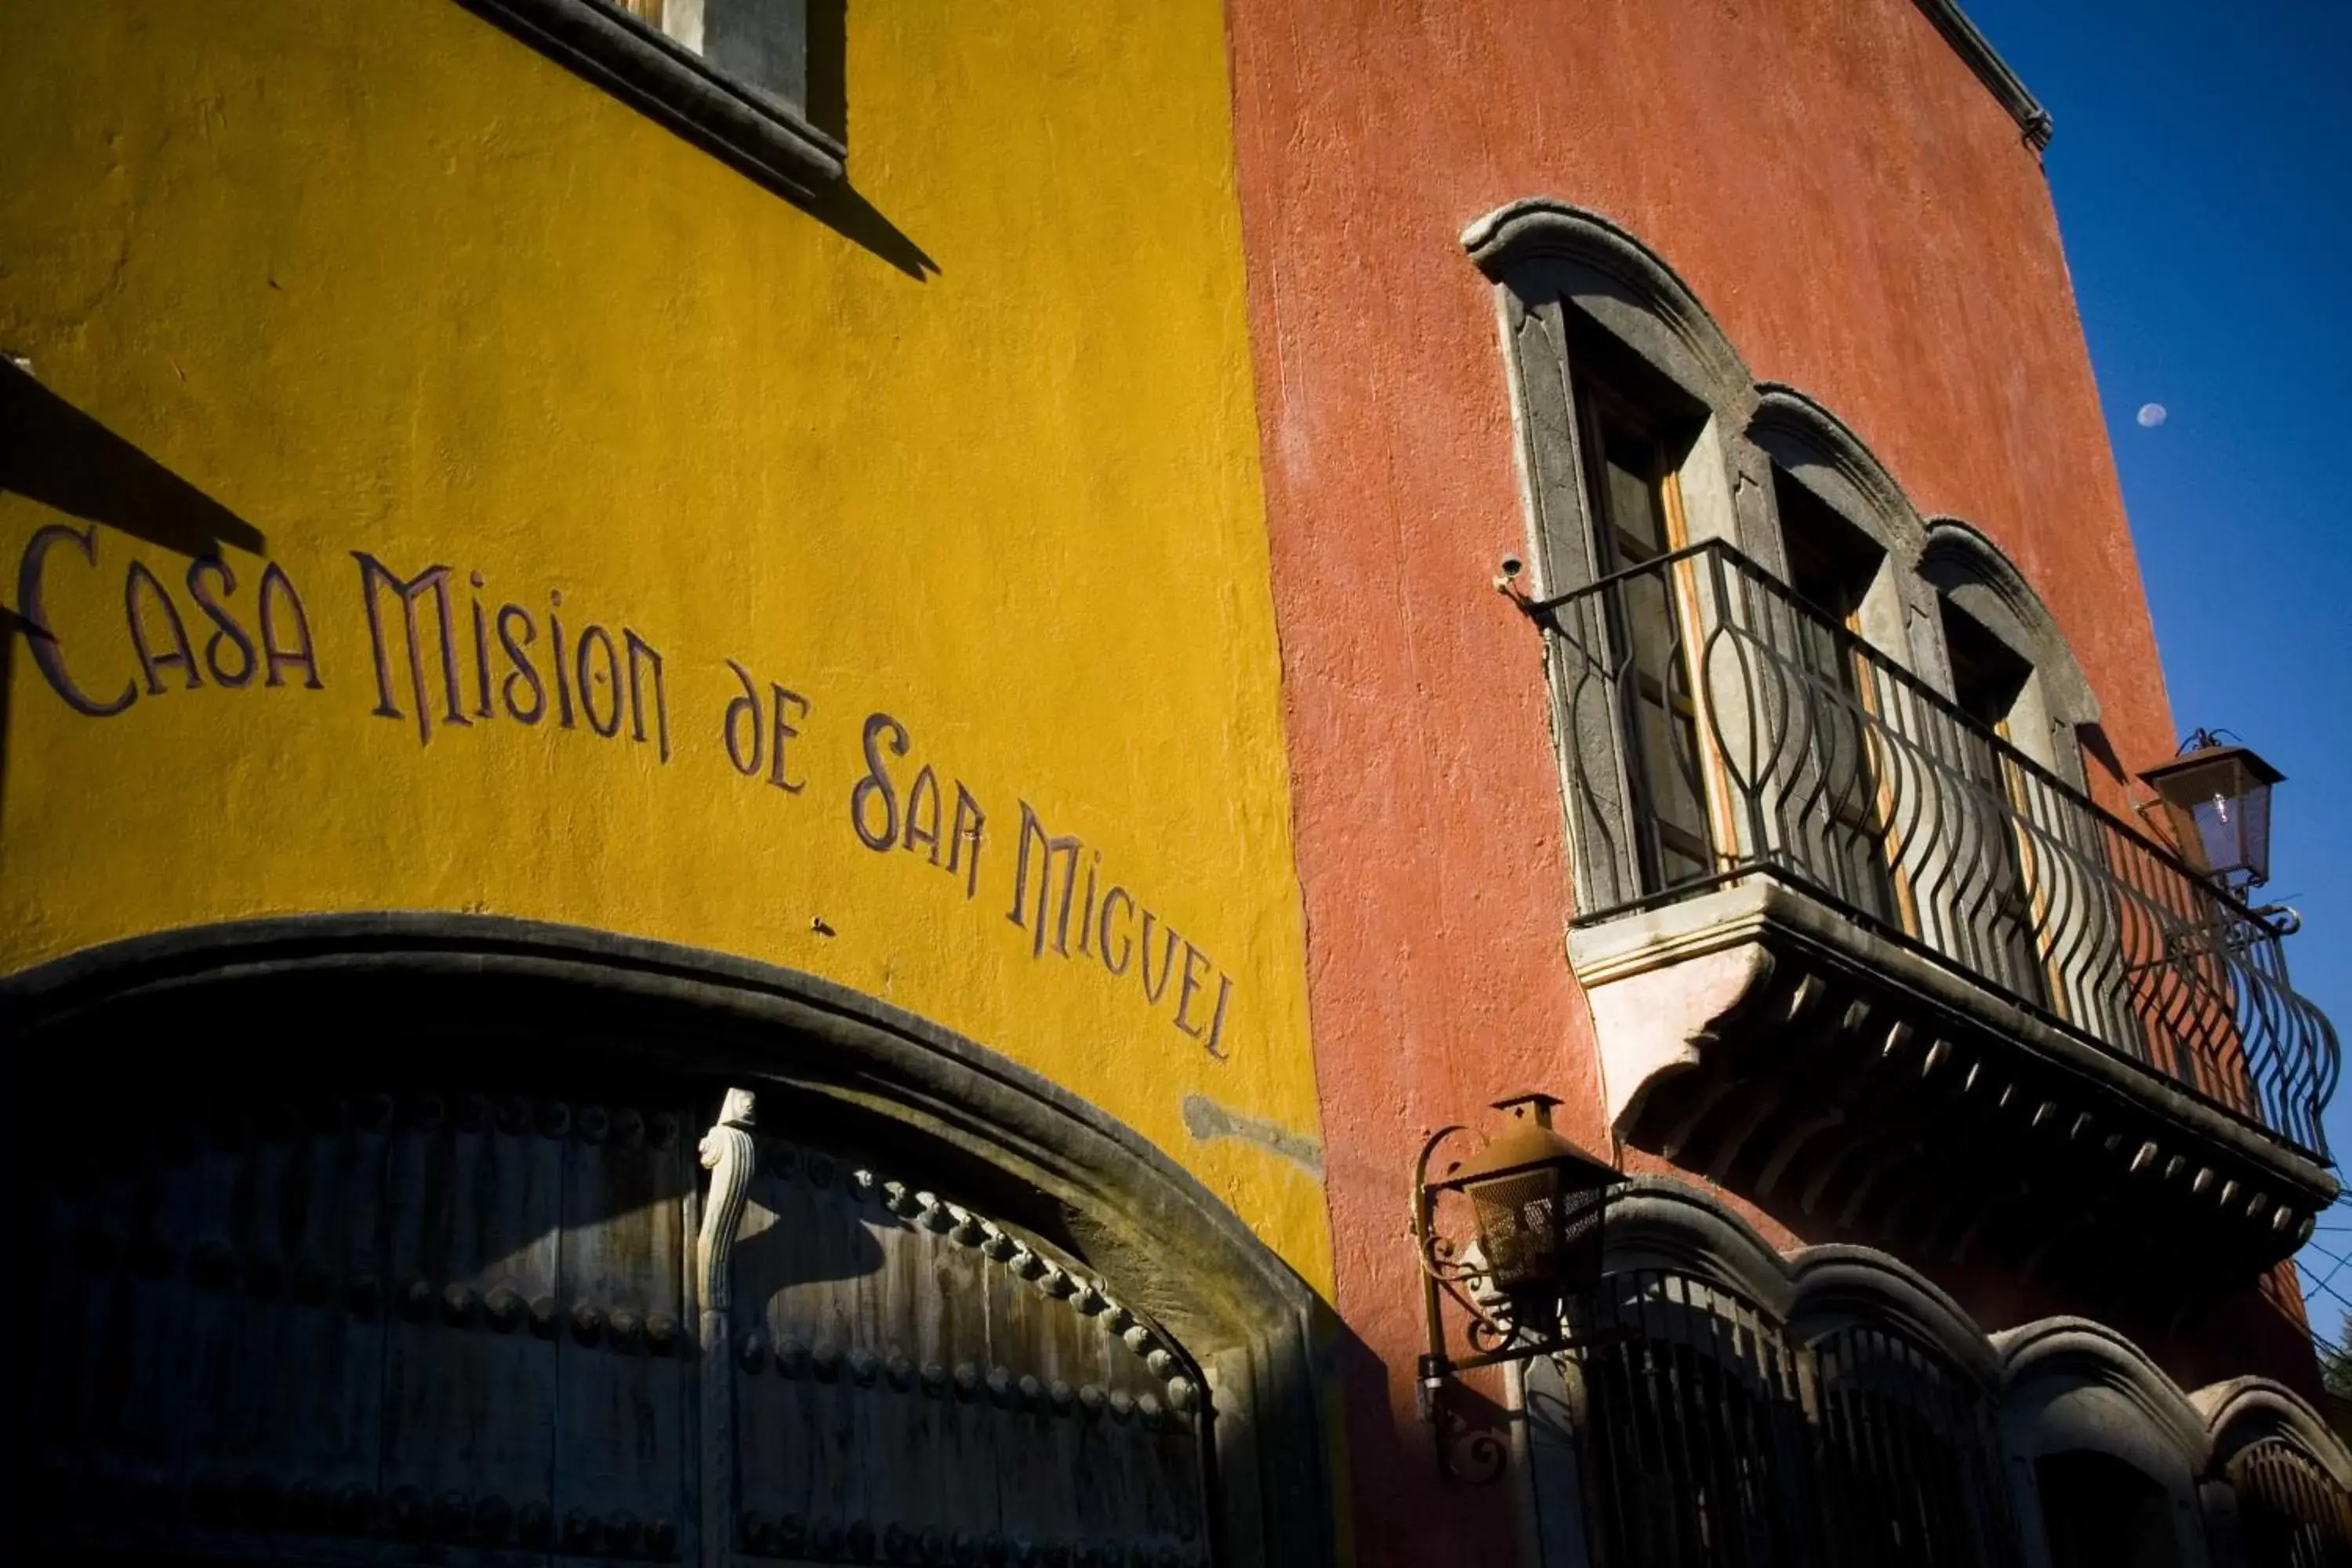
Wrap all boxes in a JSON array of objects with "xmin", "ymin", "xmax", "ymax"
[{"xmin": 1529, "ymin": 540, "xmax": 2339, "ymax": 1309}]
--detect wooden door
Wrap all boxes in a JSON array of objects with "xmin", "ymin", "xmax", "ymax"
[
  {"xmin": 18, "ymin": 1078, "xmax": 1212, "ymax": 1568},
  {"xmin": 702, "ymin": 1091, "xmax": 1211, "ymax": 1567},
  {"xmin": 20, "ymin": 1085, "xmax": 699, "ymax": 1564}
]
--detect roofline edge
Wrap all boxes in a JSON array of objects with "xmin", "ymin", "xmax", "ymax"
[{"xmin": 1914, "ymin": 0, "xmax": 2054, "ymax": 151}]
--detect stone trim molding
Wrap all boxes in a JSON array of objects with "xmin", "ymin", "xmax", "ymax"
[
  {"xmin": 1994, "ymin": 1318, "xmax": 2221, "ymax": 1568},
  {"xmin": 1465, "ymin": 197, "xmax": 1758, "ymax": 429},
  {"xmin": 3, "ymin": 913, "xmax": 1336, "ymax": 1567},
  {"xmin": 1920, "ymin": 514, "xmax": 2103, "ymax": 782},
  {"xmin": 1996, "ymin": 1316, "xmax": 2216, "ymax": 1473},
  {"xmin": 456, "ymin": 0, "xmax": 846, "ymax": 199},
  {"xmin": 1911, "ymin": 1, "xmax": 2056, "ymax": 151},
  {"xmin": 2196, "ymin": 1377, "xmax": 2352, "ymax": 1490},
  {"xmin": 1919, "ymin": 515, "xmax": 2100, "ymax": 717},
  {"xmin": 1601, "ymin": 1175, "xmax": 2002, "ymax": 1383},
  {"xmin": 1748, "ymin": 381, "xmax": 1932, "ymax": 566}
]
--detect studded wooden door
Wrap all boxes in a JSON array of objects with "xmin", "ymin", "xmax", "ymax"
[
  {"xmin": 19, "ymin": 1080, "xmax": 1213, "ymax": 1568},
  {"xmin": 700, "ymin": 1091, "xmax": 1212, "ymax": 1567},
  {"xmin": 21, "ymin": 1087, "xmax": 699, "ymax": 1563}
]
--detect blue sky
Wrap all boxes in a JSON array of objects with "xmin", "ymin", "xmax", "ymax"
[{"xmin": 1961, "ymin": 0, "xmax": 2352, "ymax": 1339}]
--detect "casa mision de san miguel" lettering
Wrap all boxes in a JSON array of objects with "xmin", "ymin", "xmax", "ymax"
[
  {"xmin": 14, "ymin": 526, "xmax": 1243, "ymax": 1062},
  {"xmin": 848, "ymin": 713, "xmax": 1237, "ymax": 1061},
  {"xmin": 15, "ymin": 522, "xmax": 323, "ymax": 716},
  {"xmin": 354, "ymin": 552, "xmax": 669, "ymax": 758}
]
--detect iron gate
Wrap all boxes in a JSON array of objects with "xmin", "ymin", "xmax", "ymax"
[{"xmin": 1551, "ymin": 1269, "xmax": 2015, "ymax": 1568}]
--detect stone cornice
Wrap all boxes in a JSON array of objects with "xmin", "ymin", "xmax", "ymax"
[{"xmin": 1914, "ymin": 0, "xmax": 2055, "ymax": 151}]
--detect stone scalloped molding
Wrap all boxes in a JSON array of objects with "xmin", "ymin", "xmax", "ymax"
[
  {"xmin": 2197, "ymin": 1376, "xmax": 2352, "ymax": 1490},
  {"xmin": 1748, "ymin": 381, "xmax": 1931, "ymax": 566},
  {"xmin": 1614, "ymin": 1174, "xmax": 2350, "ymax": 1487}
]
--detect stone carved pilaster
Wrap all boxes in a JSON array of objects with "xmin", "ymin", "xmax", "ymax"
[{"xmin": 696, "ymin": 1087, "xmax": 757, "ymax": 1568}]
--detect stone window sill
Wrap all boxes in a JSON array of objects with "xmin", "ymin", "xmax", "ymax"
[{"xmin": 463, "ymin": 0, "xmax": 845, "ymax": 200}]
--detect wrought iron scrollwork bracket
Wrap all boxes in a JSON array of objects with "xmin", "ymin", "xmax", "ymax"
[{"xmin": 1412, "ymin": 1125, "xmax": 1626, "ymax": 1486}]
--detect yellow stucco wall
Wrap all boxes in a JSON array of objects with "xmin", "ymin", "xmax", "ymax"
[{"xmin": 0, "ymin": 1, "xmax": 1330, "ymax": 1290}]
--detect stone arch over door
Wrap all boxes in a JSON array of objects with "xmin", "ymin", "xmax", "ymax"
[{"xmin": 5, "ymin": 914, "xmax": 1336, "ymax": 1568}]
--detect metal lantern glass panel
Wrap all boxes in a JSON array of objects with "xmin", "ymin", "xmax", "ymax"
[
  {"xmin": 2140, "ymin": 737, "xmax": 2284, "ymax": 890},
  {"xmin": 1430, "ymin": 1094, "xmax": 1618, "ymax": 1307}
]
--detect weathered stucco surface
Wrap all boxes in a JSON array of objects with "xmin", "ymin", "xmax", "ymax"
[
  {"xmin": 1224, "ymin": 0, "xmax": 2186, "ymax": 1560},
  {"xmin": 0, "ymin": 0, "xmax": 1334, "ymax": 1291}
]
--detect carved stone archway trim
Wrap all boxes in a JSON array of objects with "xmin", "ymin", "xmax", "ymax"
[
  {"xmin": 1463, "ymin": 197, "xmax": 1757, "ymax": 429},
  {"xmin": 2197, "ymin": 1377, "xmax": 2352, "ymax": 1490},
  {"xmin": 1602, "ymin": 1176, "xmax": 2004, "ymax": 1385}
]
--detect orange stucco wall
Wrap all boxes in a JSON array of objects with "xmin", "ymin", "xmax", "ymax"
[{"xmin": 1225, "ymin": 1, "xmax": 2205, "ymax": 1560}]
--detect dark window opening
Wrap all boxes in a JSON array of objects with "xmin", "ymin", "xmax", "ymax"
[
  {"xmin": 1942, "ymin": 604, "xmax": 2034, "ymax": 734},
  {"xmin": 2035, "ymin": 1450, "xmax": 2180, "ymax": 1568},
  {"xmin": 1939, "ymin": 602, "xmax": 2048, "ymax": 1004},
  {"xmin": 1779, "ymin": 478, "xmax": 1880, "ymax": 627},
  {"xmin": 1774, "ymin": 473, "xmax": 1897, "ymax": 923},
  {"xmin": 1567, "ymin": 317, "xmax": 1716, "ymax": 897}
]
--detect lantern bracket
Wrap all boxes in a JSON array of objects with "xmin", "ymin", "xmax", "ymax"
[{"xmin": 1411, "ymin": 1109, "xmax": 1628, "ymax": 1485}]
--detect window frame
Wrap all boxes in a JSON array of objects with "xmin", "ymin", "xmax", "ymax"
[{"xmin": 1485, "ymin": 240, "xmax": 1756, "ymax": 916}]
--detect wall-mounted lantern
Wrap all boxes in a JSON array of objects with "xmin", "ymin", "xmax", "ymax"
[
  {"xmin": 2139, "ymin": 730, "xmax": 2284, "ymax": 892},
  {"xmin": 1413, "ymin": 1093, "xmax": 1624, "ymax": 1483}
]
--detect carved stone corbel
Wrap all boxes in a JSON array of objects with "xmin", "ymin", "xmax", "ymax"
[
  {"xmin": 696, "ymin": 1087, "xmax": 757, "ymax": 1313},
  {"xmin": 1581, "ymin": 939, "xmax": 1777, "ymax": 1130}
]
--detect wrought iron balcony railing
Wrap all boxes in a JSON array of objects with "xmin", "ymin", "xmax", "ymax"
[{"xmin": 1528, "ymin": 539, "xmax": 2339, "ymax": 1157}]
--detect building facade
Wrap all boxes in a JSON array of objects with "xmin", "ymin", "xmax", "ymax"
[{"xmin": 3, "ymin": 3, "xmax": 2344, "ymax": 1567}]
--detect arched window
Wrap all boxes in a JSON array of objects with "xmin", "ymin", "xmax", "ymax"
[
  {"xmin": 1806, "ymin": 1317, "xmax": 2016, "ymax": 1567},
  {"xmin": 1571, "ymin": 1269, "xmax": 1811, "ymax": 1565},
  {"xmin": 2228, "ymin": 1439, "xmax": 2352, "ymax": 1568},
  {"xmin": 2201, "ymin": 1380, "xmax": 2352, "ymax": 1568},
  {"xmin": 1525, "ymin": 1184, "xmax": 2016, "ymax": 1568},
  {"xmin": 1914, "ymin": 519, "xmax": 2101, "ymax": 787},
  {"xmin": 1467, "ymin": 198, "xmax": 1759, "ymax": 917},
  {"xmin": 1995, "ymin": 1320, "xmax": 2212, "ymax": 1568},
  {"xmin": 1744, "ymin": 387, "xmax": 1933, "ymax": 930},
  {"xmin": 1914, "ymin": 521, "xmax": 2291, "ymax": 1096}
]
